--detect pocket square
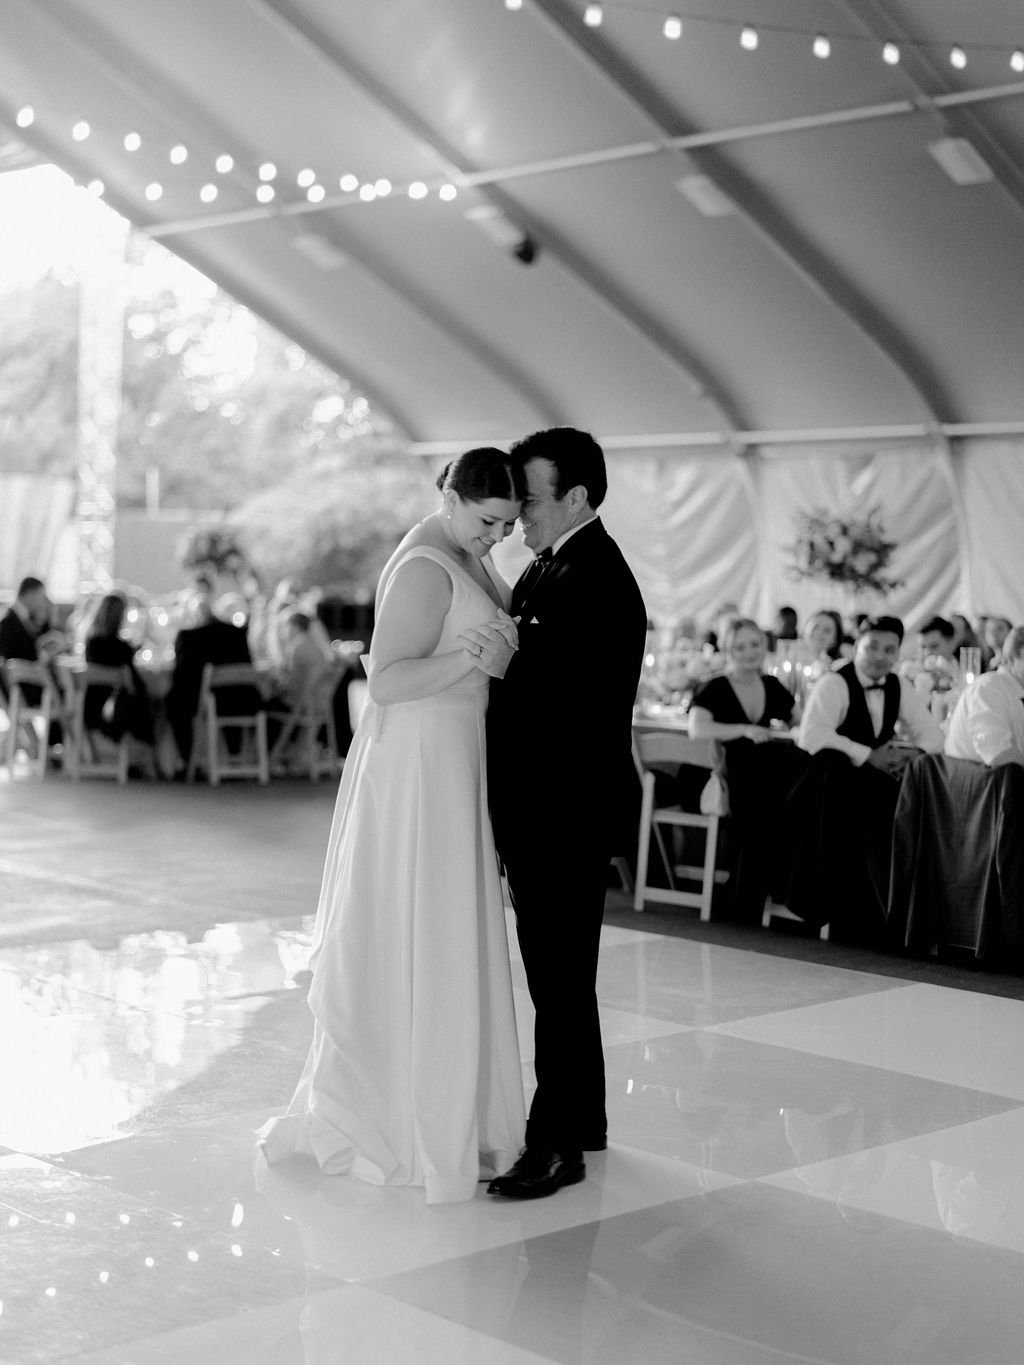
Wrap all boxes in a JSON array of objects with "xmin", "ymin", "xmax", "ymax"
[{"xmin": 529, "ymin": 617, "xmax": 540, "ymax": 625}]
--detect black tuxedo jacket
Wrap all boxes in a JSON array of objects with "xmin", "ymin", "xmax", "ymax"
[
  {"xmin": 487, "ymin": 519, "xmax": 648, "ymax": 856},
  {"xmin": 0, "ymin": 608, "xmax": 43, "ymax": 704}
]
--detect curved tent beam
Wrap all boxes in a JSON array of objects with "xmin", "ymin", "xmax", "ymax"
[
  {"xmin": 245, "ymin": 0, "xmax": 747, "ymax": 438},
  {"xmin": 15, "ymin": 0, "xmax": 557, "ymax": 435},
  {"xmin": 531, "ymin": 0, "xmax": 955, "ymax": 428}
]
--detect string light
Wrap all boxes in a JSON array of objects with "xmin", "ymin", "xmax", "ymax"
[
  {"xmin": 1012, "ymin": 49, "xmax": 1024, "ymax": 73},
  {"xmin": 71, "ymin": 120, "xmax": 90, "ymax": 141},
  {"xmin": 124, "ymin": 132, "xmax": 141, "ymax": 151},
  {"xmin": 258, "ymin": 162, "xmax": 277, "ymax": 181},
  {"xmin": 339, "ymin": 173, "xmax": 358, "ymax": 192},
  {"xmin": 950, "ymin": 45, "xmax": 967, "ymax": 70},
  {"xmin": 438, "ymin": 183, "xmax": 458, "ymax": 201},
  {"xmin": 358, "ymin": 182, "xmax": 377, "ymax": 201},
  {"xmin": 15, "ymin": 105, "xmax": 34, "ymax": 127},
  {"xmin": 374, "ymin": 177, "xmax": 392, "ymax": 196},
  {"xmin": 169, "ymin": 143, "xmax": 188, "ymax": 164},
  {"xmin": 86, "ymin": 179, "xmax": 104, "ymax": 196},
  {"xmin": 883, "ymin": 41, "xmax": 901, "ymax": 65},
  {"xmin": 306, "ymin": 183, "xmax": 325, "ymax": 202},
  {"xmin": 663, "ymin": 14, "xmax": 682, "ymax": 40},
  {"xmin": 740, "ymin": 26, "xmax": 759, "ymax": 51},
  {"xmin": 256, "ymin": 184, "xmax": 275, "ymax": 203},
  {"xmin": 812, "ymin": 34, "xmax": 831, "ymax": 60},
  {"xmin": 200, "ymin": 183, "xmax": 218, "ymax": 202},
  {"xmin": 144, "ymin": 182, "xmax": 163, "ymax": 201},
  {"xmin": 215, "ymin": 153, "xmax": 234, "ymax": 173},
  {"xmin": 296, "ymin": 167, "xmax": 316, "ymax": 188},
  {"xmin": 504, "ymin": 0, "xmax": 522, "ymax": 9},
  {"xmin": 584, "ymin": 4, "xmax": 602, "ymax": 26},
  {"xmin": 408, "ymin": 180, "xmax": 428, "ymax": 199}
]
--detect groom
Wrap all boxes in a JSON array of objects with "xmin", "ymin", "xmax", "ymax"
[{"xmin": 472, "ymin": 427, "xmax": 648, "ymax": 1199}]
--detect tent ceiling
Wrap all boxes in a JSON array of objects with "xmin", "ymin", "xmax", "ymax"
[{"xmin": 3, "ymin": 0, "xmax": 1024, "ymax": 450}]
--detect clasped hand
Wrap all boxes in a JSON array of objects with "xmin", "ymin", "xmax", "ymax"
[{"xmin": 458, "ymin": 609, "xmax": 519, "ymax": 679}]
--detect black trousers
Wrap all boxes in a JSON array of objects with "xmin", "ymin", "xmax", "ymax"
[{"xmin": 500, "ymin": 834, "xmax": 610, "ymax": 1152}]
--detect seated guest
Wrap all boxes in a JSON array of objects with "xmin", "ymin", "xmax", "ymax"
[
  {"xmin": 916, "ymin": 614, "xmax": 957, "ymax": 663},
  {"xmin": 0, "ymin": 575, "xmax": 65, "ymax": 745},
  {"xmin": 689, "ymin": 619, "xmax": 807, "ymax": 922},
  {"xmin": 767, "ymin": 604, "xmax": 798, "ymax": 651},
  {"xmin": 795, "ymin": 609, "xmax": 845, "ymax": 677},
  {"xmin": 983, "ymin": 615, "xmax": 1012, "ymax": 671},
  {"xmin": 950, "ymin": 613, "xmax": 981, "ymax": 653},
  {"xmin": 83, "ymin": 592, "xmax": 156, "ymax": 745},
  {"xmin": 689, "ymin": 618, "xmax": 796, "ymax": 742},
  {"xmin": 272, "ymin": 611, "xmax": 326, "ymax": 710},
  {"xmin": 945, "ymin": 627, "xmax": 1024, "ymax": 768},
  {"xmin": 778, "ymin": 616, "xmax": 944, "ymax": 943},
  {"xmin": 165, "ymin": 583, "xmax": 260, "ymax": 768}
]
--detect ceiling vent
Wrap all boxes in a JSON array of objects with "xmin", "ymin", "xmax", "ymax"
[
  {"xmin": 291, "ymin": 232, "xmax": 348, "ymax": 270},
  {"xmin": 928, "ymin": 137, "xmax": 994, "ymax": 186},
  {"xmin": 676, "ymin": 173, "xmax": 736, "ymax": 217}
]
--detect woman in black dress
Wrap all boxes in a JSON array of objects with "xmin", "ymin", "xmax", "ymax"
[
  {"xmin": 688, "ymin": 617, "xmax": 796, "ymax": 742},
  {"xmin": 84, "ymin": 592, "xmax": 156, "ymax": 745},
  {"xmin": 688, "ymin": 618, "xmax": 807, "ymax": 920}
]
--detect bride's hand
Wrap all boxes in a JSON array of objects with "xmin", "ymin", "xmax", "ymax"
[
  {"xmin": 458, "ymin": 617, "xmax": 518, "ymax": 678},
  {"xmin": 489, "ymin": 608, "xmax": 519, "ymax": 651}
]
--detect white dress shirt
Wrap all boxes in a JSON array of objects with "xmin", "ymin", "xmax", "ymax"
[
  {"xmin": 944, "ymin": 668, "xmax": 1024, "ymax": 766},
  {"xmin": 798, "ymin": 664, "xmax": 944, "ymax": 766}
]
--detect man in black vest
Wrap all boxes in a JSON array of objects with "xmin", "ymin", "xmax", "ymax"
[
  {"xmin": 465, "ymin": 427, "xmax": 648, "ymax": 1200},
  {"xmin": 777, "ymin": 616, "xmax": 943, "ymax": 940}
]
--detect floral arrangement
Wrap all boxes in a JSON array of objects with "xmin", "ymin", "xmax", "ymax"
[
  {"xmin": 786, "ymin": 505, "xmax": 903, "ymax": 594},
  {"xmin": 898, "ymin": 655, "xmax": 960, "ymax": 694}
]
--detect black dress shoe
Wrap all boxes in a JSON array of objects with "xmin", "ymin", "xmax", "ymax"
[
  {"xmin": 487, "ymin": 1147, "xmax": 585, "ymax": 1199},
  {"xmin": 581, "ymin": 1134, "xmax": 608, "ymax": 1152}
]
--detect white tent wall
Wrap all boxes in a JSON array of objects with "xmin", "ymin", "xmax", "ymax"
[
  {"xmin": 0, "ymin": 474, "xmax": 76, "ymax": 598},
  {"xmin": 599, "ymin": 440, "xmax": 1024, "ymax": 635}
]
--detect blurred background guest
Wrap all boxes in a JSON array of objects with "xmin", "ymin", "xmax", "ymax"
[
  {"xmin": 0, "ymin": 575, "xmax": 65, "ymax": 747},
  {"xmin": 767, "ymin": 604, "xmax": 798, "ymax": 651},
  {"xmin": 916, "ymin": 614, "xmax": 958, "ymax": 664},
  {"xmin": 83, "ymin": 591, "xmax": 156, "ymax": 749},
  {"xmin": 165, "ymin": 581, "xmax": 260, "ymax": 773},
  {"xmin": 945, "ymin": 626, "xmax": 1024, "ymax": 768},
  {"xmin": 983, "ymin": 615, "xmax": 1012, "ymax": 671},
  {"xmin": 950, "ymin": 612, "xmax": 981, "ymax": 654},
  {"xmin": 795, "ymin": 608, "xmax": 845, "ymax": 678},
  {"xmin": 689, "ymin": 618, "xmax": 796, "ymax": 744}
]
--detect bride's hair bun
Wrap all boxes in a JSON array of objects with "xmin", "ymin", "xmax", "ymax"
[{"xmin": 437, "ymin": 448, "xmax": 525, "ymax": 503}]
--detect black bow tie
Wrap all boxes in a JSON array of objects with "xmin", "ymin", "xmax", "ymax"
[{"xmin": 865, "ymin": 682, "xmax": 886, "ymax": 691}]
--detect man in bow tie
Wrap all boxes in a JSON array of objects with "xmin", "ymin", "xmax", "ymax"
[
  {"xmin": 798, "ymin": 614, "xmax": 943, "ymax": 773},
  {"xmin": 470, "ymin": 427, "xmax": 647, "ymax": 1200},
  {"xmin": 776, "ymin": 616, "xmax": 943, "ymax": 943}
]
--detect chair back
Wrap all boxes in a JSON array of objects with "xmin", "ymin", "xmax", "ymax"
[
  {"xmin": 5, "ymin": 659, "xmax": 53, "ymax": 692},
  {"xmin": 204, "ymin": 663, "xmax": 263, "ymax": 690}
]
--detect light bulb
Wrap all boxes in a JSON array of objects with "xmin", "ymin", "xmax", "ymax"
[
  {"xmin": 307, "ymin": 183, "xmax": 325, "ymax": 202},
  {"xmin": 740, "ymin": 26, "xmax": 758, "ymax": 51},
  {"xmin": 72, "ymin": 120, "xmax": 90, "ymax": 141},
  {"xmin": 297, "ymin": 167, "xmax": 316, "ymax": 188},
  {"xmin": 15, "ymin": 105, "xmax": 34, "ymax": 128},
  {"xmin": 124, "ymin": 132, "xmax": 141, "ymax": 151},
  {"xmin": 408, "ymin": 180, "xmax": 428, "ymax": 199},
  {"xmin": 882, "ymin": 41, "xmax": 900, "ymax": 65},
  {"xmin": 215, "ymin": 153, "xmax": 234, "ymax": 173},
  {"xmin": 86, "ymin": 179, "xmax": 104, "ymax": 196},
  {"xmin": 1012, "ymin": 49, "xmax": 1024, "ymax": 73},
  {"xmin": 584, "ymin": 4, "xmax": 602, "ymax": 26},
  {"xmin": 144, "ymin": 182, "xmax": 163, "ymax": 201},
  {"xmin": 374, "ymin": 178, "xmax": 392, "ymax": 196},
  {"xmin": 200, "ymin": 183, "xmax": 218, "ymax": 203},
  {"xmin": 438, "ymin": 183, "xmax": 458, "ymax": 201},
  {"xmin": 813, "ymin": 34, "xmax": 831, "ymax": 59},
  {"xmin": 339, "ymin": 173, "xmax": 358, "ymax": 192},
  {"xmin": 169, "ymin": 144, "xmax": 188, "ymax": 164},
  {"xmin": 663, "ymin": 14, "xmax": 682, "ymax": 41},
  {"xmin": 504, "ymin": 0, "xmax": 522, "ymax": 9},
  {"xmin": 258, "ymin": 162, "xmax": 277, "ymax": 181},
  {"xmin": 256, "ymin": 184, "xmax": 275, "ymax": 203},
  {"xmin": 358, "ymin": 183, "xmax": 376, "ymax": 201},
  {"xmin": 949, "ymin": 45, "xmax": 967, "ymax": 70}
]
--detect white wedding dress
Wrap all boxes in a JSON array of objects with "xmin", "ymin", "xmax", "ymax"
[{"xmin": 259, "ymin": 547, "xmax": 525, "ymax": 1203}]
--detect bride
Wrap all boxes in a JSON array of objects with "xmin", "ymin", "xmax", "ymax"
[{"xmin": 259, "ymin": 447, "xmax": 527, "ymax": 1203}]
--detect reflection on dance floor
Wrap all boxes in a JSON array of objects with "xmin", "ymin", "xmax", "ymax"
[{"xmin": 2, "ymin": 915, "xmax": 1024, "ymax": 1361}]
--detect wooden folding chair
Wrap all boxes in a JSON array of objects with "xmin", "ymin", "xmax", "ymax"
[
  {"xmin": 59, "ymin": 661, "xmax": 132, "ymax": 784},
  {"xmin": 267, "ymin": 660, "xmax": 344, "ymax": 782},
  {"xmin": 632, "ymin": 728, "xmax": 727, "ymax": 920},
  {"xmin": 1, "ymin": 659, "xmax": 61, "ymax": 779},
  {"xmin": 187, "ymin": 663, "xmax": 269, "ymax": 785}
]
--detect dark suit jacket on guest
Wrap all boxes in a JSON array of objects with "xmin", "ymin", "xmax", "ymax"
[
  {"xmin": 165, "ymin": 620, "xmax": 258, "ymax": 761},
  {"xmin": 0, "ymin": 607, "xmax": 48, "ymax": 709}
]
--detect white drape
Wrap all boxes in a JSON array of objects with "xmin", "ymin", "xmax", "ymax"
[{"xmin": 0, "ymin": 474, "xmax": 76, "ymax": 594}]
